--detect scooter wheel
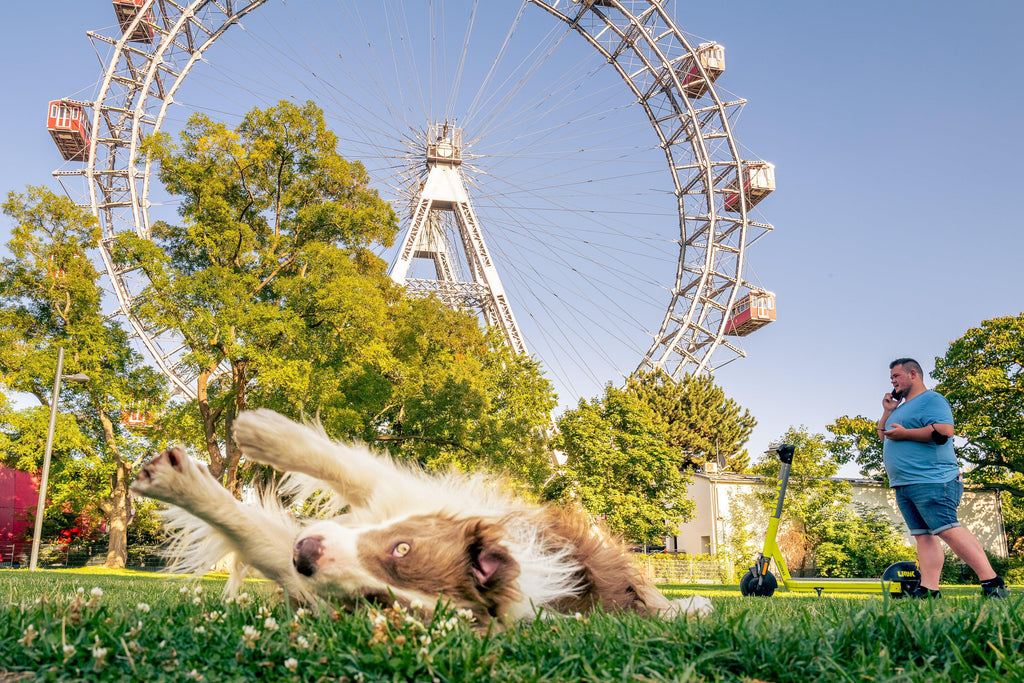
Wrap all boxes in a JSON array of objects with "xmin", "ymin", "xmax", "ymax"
[{"xmin": 740, "ymin": 569, "xmax": 777, "ymax": 597}]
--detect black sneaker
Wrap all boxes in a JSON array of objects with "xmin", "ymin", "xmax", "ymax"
[
  {"xmin": 982, "ymin": 578, "xmax": 1008, "ymax": 599},
  {"xmin": 906, "ymin": 586, "xmax": 942, "ymax": 599}
]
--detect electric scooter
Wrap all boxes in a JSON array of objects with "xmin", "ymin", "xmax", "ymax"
[{"xmin": 740, "ymin": 444, "xmax": 921, "ymax": 597}]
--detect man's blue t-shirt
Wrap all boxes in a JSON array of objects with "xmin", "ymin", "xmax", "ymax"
[{"xmin": 882, "ymin": 390, "xmax": 959, "ymax": 487}]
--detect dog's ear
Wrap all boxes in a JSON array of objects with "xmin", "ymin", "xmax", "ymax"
[{"xmin": 464, "ymin": 521, "xmax": 519, "ymax": 612}]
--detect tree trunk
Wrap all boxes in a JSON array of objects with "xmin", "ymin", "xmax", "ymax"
[
  {"xmin": 197, "ymin": 367, "xmax": 226, "ymax": 482},
  {"xmin": 104, "ymin": 460, "xmax": 131, "ymax": 569},
  {"xmin": 222, "ymin": 360, "xmax": 249, "ymax": 497},
  {"xmin": 96, "ymin": 409, "xmax": 129, "ymax": 569}
]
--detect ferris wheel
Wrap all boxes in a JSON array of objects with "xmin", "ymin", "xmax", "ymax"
[{"xmin": 48, "ymin": 0, "xmax": 776, "ymax": 403}]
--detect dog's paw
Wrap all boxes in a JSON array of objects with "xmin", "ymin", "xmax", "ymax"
[
  {"xmin": 233, "ymin": 409, "xmax": 310, "ymax": 471},
  {"xmin": 131, "ymin": 446, "xmax": 212, "ymax": 505}
]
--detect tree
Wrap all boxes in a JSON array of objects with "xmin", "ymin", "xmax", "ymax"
[
  {"xmin": 932, "ymin": 314, "xmax": 1024, "ymax": 496},
  {"xmin": 751, "ymin": 427, "xmax": 853, "ymax": 576},
  {"xmin": 0, "ymin": 186, "xmax": 166, "ymax": 567},
  {"xmin": 625, "ymin": 370, "xmax": 755, "ymax": 471},
  {"xmin": 550, "ymin": 384, "xmax": 694, "ymax": 543},
  {"xmin": 113, "ymin": 100, "xmax": 400, "ymax": 494},
  {"xmin": 115, "ymin": 100, "xmax": 558, "ymax": 494},
  {"xmin": 827, "ymin": 415, "xmax": 884, "ymax": 481}
]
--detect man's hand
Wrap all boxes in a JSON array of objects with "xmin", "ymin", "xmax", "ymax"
[{"xmin": 882, "ymin": 423, "xmax": 909, "ymax": 440}]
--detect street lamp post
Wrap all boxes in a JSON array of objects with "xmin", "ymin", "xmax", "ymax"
[{"xmin": 29, "ymin": 347, "xmax": 89, "ymax": 571}]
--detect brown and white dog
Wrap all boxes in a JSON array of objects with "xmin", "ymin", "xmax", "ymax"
[{"xmin": 131, "ymin": 408, "xmax": 711, "ymax": 625}]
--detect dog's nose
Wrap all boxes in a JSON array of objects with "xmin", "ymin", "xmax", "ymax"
[{"xmin": 293, "ymin": 536, "xmax": 324, "ymax": 577}]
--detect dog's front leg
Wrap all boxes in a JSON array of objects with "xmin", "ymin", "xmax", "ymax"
[
  {"xmin": 132, "ymin": 447, "xmax": 312, "ymax": 601},
  {"xmin": 233, "ymin": 408, "xmax": 389, "ymax": 506}
]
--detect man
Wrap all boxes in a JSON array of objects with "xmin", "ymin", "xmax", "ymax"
[{"xmin": 878, "ymin": 358, "xmax": 1007, "ymax": 598}]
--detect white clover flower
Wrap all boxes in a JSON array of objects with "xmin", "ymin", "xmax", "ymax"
[
  {"xmin": 192, "ymin": 597, "xmax": 202, "ymax": 605},
  {"xmin": 62, "ymin": 644, "xmax": 76, "ymax": 659},
  {"xmin": 92, "ymin": 646, "xmax": 108, "ymax": 660},
  {"xmin": 242, "ymin": 625, "xmax": 261, "ymax": 647},
  {"xmin": 264, "ymin": 617, "xmax": 279, "ymax": 632},
  {"xmin": 295, "ymin": 635, "xmax": 310, "ymax": 650},
  {"xmin": 91, "ymin": 587, "xmax": 103, "ymax": 598},
  {"xmin": 236, "ymin": 592, "xmax": 253, "ymax": 606},
  {"xmin": 224, "ymin": 596, "xmax": 235, "ymax": 605},
  {"xmin": 410, "ymin": 599, "xmax": 424, "ymax": 611},
  {"xmin": 574, "ymin": 612, "xmax": 583, "ymax": 620},
  {"xmin": 195, "ymin": 626, "xmax": 207, "ymax": 635},
  {"xmin": 180, "ymin": 586, "xmax": 189, "ymax": 595},
  {"xmin": 284, "ymin": 657, "xmax": 298, "ymax": 672},
  {"xmin": 294, "ymin": 607, "xmax": 310, "ymax": 619},
  {"xmin": 456, "ymin": 609, "xmax": 475, "ymax": 621},
  {"xmin": 371, "ymin": 611, "xmax": 387, "ymax": 627},
  {"xmin": 193, "ymin": 585, "xmax": 203, "ymax": 595},
  {"xmin": 417, "ymin": 647, "xmax": 432, "ymax": 664},
  {"xmin": 187, "ymin": 670, "xmax": 203, "ymax": 681},
  {"xmin": 205, "ymin": 610, "xmax": 223, "ymax": 622},
  {"xmin": 136, "ymin": 602, "xmax": 151, "ymax": 613}
]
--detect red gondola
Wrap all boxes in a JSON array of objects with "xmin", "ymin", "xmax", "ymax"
[
  {"xmin": 121, "ymin": 411, "xmax": 155, "ymax": 430},
  {"xmin": 678, "ymin": 42, "xmax": 725, "ymax": 98},
  {"xmin": 113, "ymin": 0, "xmax": 155, "ymax": 43},
  {"xmin": 723, "ymin": 161, "xmax": 775, "ymax": 213},
  {"xmin": 46, "ymin": 100, "xmax": 92, "ymax": 162},
  {"xmin": 724, "ymin": 290, "xmax": 776, "ymax": 336}
]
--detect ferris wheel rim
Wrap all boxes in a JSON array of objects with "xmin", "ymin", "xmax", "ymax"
[{"xmin": 75, "ymin": 0, "xmax": 770, "ymax": 400}]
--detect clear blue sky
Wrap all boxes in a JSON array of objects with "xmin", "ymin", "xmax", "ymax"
[{"xmin": 2, "ymin": 1, "xmax": 1022, "ymax": 473}]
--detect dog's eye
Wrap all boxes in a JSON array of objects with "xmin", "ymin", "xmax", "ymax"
[{"xmin": 392, "ymin": 542, "xmax": 411, "ymax": 557}]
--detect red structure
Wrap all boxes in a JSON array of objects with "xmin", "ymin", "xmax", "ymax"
[
  {"xmin": 120, "ymin": 411, "xmax": 155, "ymax": 430},
  {"xmin": 113, "ymin": 0, "xmax": 155, "ymax": 43},
  {"xmin": 0, "ymin": 465, "xmax": 37, "ymax": 565},
  {"xmin": 724, "ymin": 290, "xmax": 776, "ymax": 336},
  {"xmin": 47, "ymin": 100, "xmax": 92, "ymax": 162}
]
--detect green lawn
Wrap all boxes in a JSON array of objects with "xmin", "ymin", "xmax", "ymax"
[{"xmin": 2, "ymin": 569, "xmax": 1021, "ymax": 682}]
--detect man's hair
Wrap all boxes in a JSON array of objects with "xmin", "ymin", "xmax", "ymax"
[{"xmin": 889, "ymin": 358, "xmax": 923, "ymax": 376}]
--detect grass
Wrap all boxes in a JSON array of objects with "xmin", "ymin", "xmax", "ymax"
[{"xmin": 2, "ymin": 569, "xmax": 1022, "ymax": 682}]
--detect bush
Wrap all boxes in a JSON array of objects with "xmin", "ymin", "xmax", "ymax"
[{"xmin": 812, "ymin": 505, "xmax": 915, "ymax": 578}]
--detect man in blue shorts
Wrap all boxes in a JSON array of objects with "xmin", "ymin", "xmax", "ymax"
[{"xmin": 878, "ymin": 358, "xmax": 1007, "ymax": 598}]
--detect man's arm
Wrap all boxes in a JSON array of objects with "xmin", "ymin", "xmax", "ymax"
[{"xmin": 882, "ymin": 422, "xmax": 954, "ymax": 442}]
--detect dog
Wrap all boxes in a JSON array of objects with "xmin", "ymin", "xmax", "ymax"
[{"xmin": 131, "ymin": 408, "xmax": 712, "ymax": 625}]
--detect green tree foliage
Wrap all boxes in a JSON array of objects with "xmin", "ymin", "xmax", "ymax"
[
  {"xmin": 933, "ymin": 314, "xmax": 1024, "ymax": 495},
  {"xmin": 752, "ymin": 427, "xmax": 853, "ymax": 576},
  {"xmin": 625, "ymin": 370, "xmax": 756, "ymax": 472},
  {"xmin": 112, "ymin": 100, "xmax": 400, "ymax": 493},
  {"xmin": 550, "ymin": 384, "xmax": 694, "ymax": 543},
  {"xmin": 827, "ymin": 415, "xmax": 884, "ymax": 481},
  {"xmin": 0, "ymin": 186, "xmax": 166, "ymax": 567}
]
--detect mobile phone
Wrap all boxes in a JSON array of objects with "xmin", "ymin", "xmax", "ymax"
[{"xmin": 890, "ymin": 389, "xmax": 903, "ymax": 402}]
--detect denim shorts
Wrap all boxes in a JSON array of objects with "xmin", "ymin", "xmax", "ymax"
[{"xmin": 894, "ymin": 477, "xmax": 963, "ymax": 535}]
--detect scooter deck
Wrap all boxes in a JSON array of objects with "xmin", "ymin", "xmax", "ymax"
[{"xmin": 783, "ymin": 577, "xmax": 889, "ymax": 594}]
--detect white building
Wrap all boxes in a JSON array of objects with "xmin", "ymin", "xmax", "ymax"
[{"xmin": 669, "ymin": 469, "xmax": 1008, "ymax": 559}]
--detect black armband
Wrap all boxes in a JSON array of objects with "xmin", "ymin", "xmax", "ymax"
[{"xmin": 931, "ymin": 426, "xmax": 949, "ymax": 445}]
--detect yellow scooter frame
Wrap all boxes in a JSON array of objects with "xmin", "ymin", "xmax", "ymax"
[{"xmin": 740, "ymin": 444, "xmax": 920, "ymax": 597}]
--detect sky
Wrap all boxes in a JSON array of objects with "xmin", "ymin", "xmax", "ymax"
[{"xmin": 2, "ymin": 1, "xmax": 1022, "ymax": 475}]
